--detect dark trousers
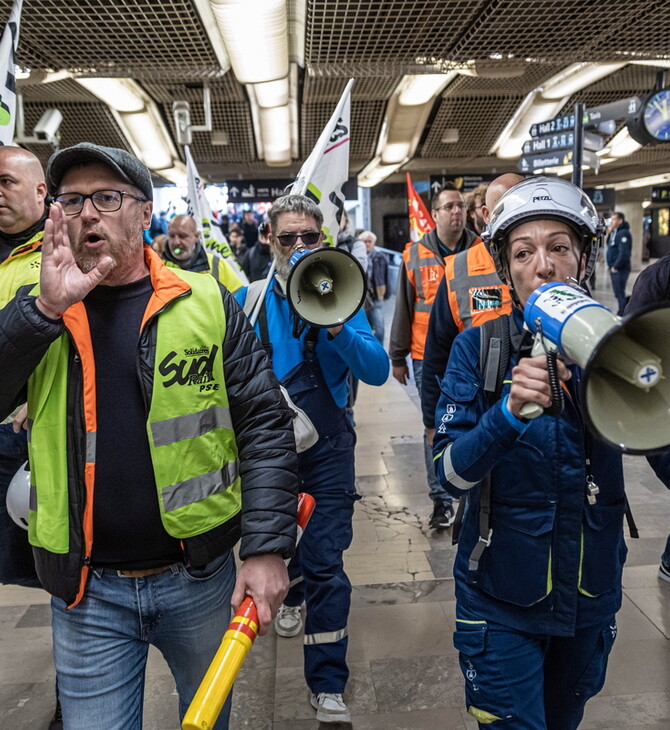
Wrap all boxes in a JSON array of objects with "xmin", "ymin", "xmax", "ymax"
[
  {"xmin": 284, "ymin": 424, "xmax": 359, "ymax": 693},
  {"xmin": 455, "ymin": 605, "xmax": 617, "ymax": 729},
  {"xmin": 610, "ymin": 269, "xmax": 629, "ymax": 316},
  {"xmin": 0, "ymin": 424, "xmax": 39, "ymax": 586}
]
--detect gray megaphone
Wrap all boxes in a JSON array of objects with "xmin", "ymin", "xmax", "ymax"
[
  {"xmin": 286, "ymin": 246, "xmax": 366, "ymax": 329},
  {"xmin": 521, "ymin": 281, "xmax": 670, "ymax": 454}
]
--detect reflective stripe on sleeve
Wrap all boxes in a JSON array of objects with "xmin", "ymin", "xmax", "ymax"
[
  {"xmin": 304, "ymin": 627, "xmax": 348, "ymax": 645},
  {"xmin": 442, "ymin": 444, "xmax": 478, "ymax": 490}
]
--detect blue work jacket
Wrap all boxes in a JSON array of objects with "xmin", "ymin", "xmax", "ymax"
[
  {"xmin": 433, "ymin": 310, "xmax": 631, "ymax": 637},
  {"xmin": 236, "ymin": 277, "xmax": 389, "ymax": 407}
]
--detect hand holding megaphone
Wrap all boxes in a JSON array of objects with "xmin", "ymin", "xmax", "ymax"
[{"xmin": 516, "ymin": 282, "xmax": 670, "ymax": 454}]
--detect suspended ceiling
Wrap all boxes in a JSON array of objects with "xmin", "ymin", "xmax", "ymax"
[{"xmin": 9, "ymin": 0, "xmax": 670, "ymax": 188}]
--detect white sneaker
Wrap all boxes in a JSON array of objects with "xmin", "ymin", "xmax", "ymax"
[
  {"xmin": 310, "ymin": 692, "xmax": 351, "ymax": 723},
  {"xmin": 274, "ymin": 604, "xmax": 302, "ymax": 637}
]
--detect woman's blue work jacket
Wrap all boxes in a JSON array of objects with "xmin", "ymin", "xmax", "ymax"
[{"xmin": 433, "ymin": 310, "xmax": 631, "ymax": 637}]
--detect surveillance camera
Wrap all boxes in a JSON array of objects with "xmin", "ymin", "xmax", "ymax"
[
  {"xmin": 33, "ymin": 109, "xmax": 63, "ymax": 144},
  {"xmin": 172, "ymin": 101, "xmax": 192, "ymax": 146}
]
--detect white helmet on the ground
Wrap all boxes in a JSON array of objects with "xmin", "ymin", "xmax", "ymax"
[
  {"xmin": 7, "ymin": 461, "xmax": 30, "ymax": 530},
  {"xmin": 482, "ymin": 176, "xmax": 604, "ymax": 286}
]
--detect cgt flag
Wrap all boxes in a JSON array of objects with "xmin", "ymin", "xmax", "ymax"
[
  {"xmin": 406, "ymin": 173, "xmax": 434, "ymax": 241},
  {"xmin": 184, "ymin": 144, "xmax": 248, "ymax": 284},
  {"xmin": 0, "ymin": 0, "xmax": 22, "ymax": 146},
  {"xmin": 291, "ymin": 78, "xmax": 353, "ymax": 246}
]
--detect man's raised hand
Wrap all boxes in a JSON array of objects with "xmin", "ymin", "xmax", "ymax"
[{"xmin": 36, "ymin": 203, "xmax": 115, "ymax": 318}]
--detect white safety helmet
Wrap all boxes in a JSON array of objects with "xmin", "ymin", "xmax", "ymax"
[
  {"xmin": 7, "ymin": 461, "xmax": 30, "ymax": 530},
  {"xmin": 482, "ymin": 176, "xmax": 604, "ymax": 288}
]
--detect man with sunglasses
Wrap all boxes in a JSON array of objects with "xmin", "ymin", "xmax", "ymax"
[
  {"xmin": 236, "ymin": 194, "xmax": 388, "ymax": 724},
  {"xmin": 0, "ymin": 143, "xmax": 299, "ymax": 730},
  {"xmin": 389, "ymin": 182, "xmax": 478, "ymax": 531}
]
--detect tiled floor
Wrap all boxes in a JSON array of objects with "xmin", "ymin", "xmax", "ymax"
[{"xmin": 1, "ymin": 263, "xmax": 668, "ymax": 729}]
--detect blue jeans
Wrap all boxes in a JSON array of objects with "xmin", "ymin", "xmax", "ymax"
[
  {"xmin": 662, "ymin": 534, "xmax": 670, "ymax": 567},
  {"xmin": 51, "ymin": 552, "xmax": 236, "ymax": 730},
  {"xmin": 0, "ymin": 423, "xmax": 39, "ymax": 586},
  {"xmin": 412, "ymin": 359, "xmax": 452, "ymax": 507},
  {"xmin": 365, "ymin": 299, "xmax": 385, "ymax": 344},
  {"xmin": 610, "ymin": 269, "xmax": 629, "ymax": 316},
  {"xmin": 454, "ymin": 605, "xmax": 617, "ymax": 729}
]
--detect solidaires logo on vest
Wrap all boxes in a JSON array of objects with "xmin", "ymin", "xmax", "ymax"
[
  {"xmin": 158, "ymin": 344, "xmax": 220, "ymax": 390},
  {"xmin": 470, "ymin": 286, "xmax": 503, "ymax": 311}
]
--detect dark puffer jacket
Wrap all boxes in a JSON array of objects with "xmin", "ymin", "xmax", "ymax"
[{"xmin": 0, "ymin": 259, "xmax": 299, "ymax": 605}]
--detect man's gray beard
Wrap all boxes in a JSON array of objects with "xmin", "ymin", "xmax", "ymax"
[
  {"xmin": 74, "ymin": 249, "xmax": 105, "ymax": 274},
  {"xmin": 275, "ymin": 256, "xmax": 291, "ymax": 280}
]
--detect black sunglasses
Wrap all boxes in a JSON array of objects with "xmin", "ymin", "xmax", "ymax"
[{"xmin": 276, "ymin": 231, "xmax": 322, "ymax": 247}]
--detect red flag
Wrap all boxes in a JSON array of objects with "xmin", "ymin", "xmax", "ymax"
[{"xmin": 406, "ymin": 173, "xmax": 434, "ymax": 241}]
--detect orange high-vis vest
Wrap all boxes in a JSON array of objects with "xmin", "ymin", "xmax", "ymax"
[
  {"xmin": 403, "ymin": 239, "xmax": 445, "ymax": 360},
  {"xmin": 444, "ymin": 242, "xmax": 512, "ymax": 332}
]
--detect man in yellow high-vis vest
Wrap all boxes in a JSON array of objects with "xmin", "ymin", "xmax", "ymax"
[{"xmin": 0, "ymin": 143, "xmax": 299, "ymax": 730}]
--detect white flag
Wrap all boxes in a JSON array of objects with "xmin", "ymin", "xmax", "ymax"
[
  {"xmin": 292, "ymin": 78, "xmax": 354, "ymax": 246},
  {"xmin": 184, "ymin": 144, "xmax": 248, "ymax": 284},
  {"xmin": 0, "ymin": 0, "xmax": 22, "ymax": 146}
]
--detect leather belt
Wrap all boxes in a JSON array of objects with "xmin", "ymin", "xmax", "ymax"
[{"xmin": 116, "ymin": 564, "xmax": 176, "ymax": 578}]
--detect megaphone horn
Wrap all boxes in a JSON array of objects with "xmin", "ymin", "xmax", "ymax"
[
  {"xmin": 286, "ymin": 247, "xmax": 367, "ymax": 329},
  {"xmin": 522, "ymin": 282, "xmax": 670, "ymax": 454}
]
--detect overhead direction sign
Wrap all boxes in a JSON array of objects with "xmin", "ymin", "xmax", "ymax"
[
  {"xmin": 530, "ymin": 114, "xmax": 576, "ymax": 138},
  {"xmin": 522, "ymin": 130, "xmax": 604, "ymax": 155},
  {"xmin": 518, "ymin": 152, "xmax": 567, "ymax": 172},
  {"xmin": 429, "ymin": 174, "xmax": 496, "ymax": 196},
  {"xmin": 651, "ymin": 185, "xmax": 670, "ymax": 203},
  {"xmin": 584, "ymin": 96, "xmax": 641, "ymax": 125},
  {"xmin": 517, "ymin": 149, "xmax": 600, "ymax": 173},
  {"xmin": 584, "ymin": 187, "xmax": 615, "ymax": 208},
  {"xmin": 529, "ymin": 96, "xmax": 642, "ymax": 138}
]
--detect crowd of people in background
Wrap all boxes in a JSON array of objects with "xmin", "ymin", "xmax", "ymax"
[{"xmin": 1, "ymin": 145, "xmax": 668, "ymax": 730}]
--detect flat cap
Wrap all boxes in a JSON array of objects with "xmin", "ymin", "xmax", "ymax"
[{"xmin": 46, "ymin": 143, "xmax": 153, "ymax": 201}]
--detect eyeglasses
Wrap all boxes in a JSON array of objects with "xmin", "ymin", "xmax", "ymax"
[
  {"xmin": 54, "ymin": 189, "xmax": 147, "ymax": 216},
  {"xmin": 276, "ymin": 230, "xmax": 322, "ymax": 247},
  {"xmin": 433, "ymin": 201, "xmax": 467, "ymax": 213}
]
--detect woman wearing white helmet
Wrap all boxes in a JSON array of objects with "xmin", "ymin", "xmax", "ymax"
[{"xmin": 432, "ymin": 178, "xmax": 662, "ymax": 729}]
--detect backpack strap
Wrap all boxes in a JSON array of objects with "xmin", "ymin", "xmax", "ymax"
[
  {"xmin": 243, "ymin": 279, "xmax": 273, "ymax": 361},
  {"xmin": 242, "ymin": 279, "xmax": 267, "ymax": 318},
  {"xmin": 466, "ymin": 315, "xmax": 514, "ymax": 570},
  {"xmin": 479, "ymin": 314, "xmax": 513, "ymax": 405}
]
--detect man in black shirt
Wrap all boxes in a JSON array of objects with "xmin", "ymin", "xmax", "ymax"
[{"xmin": 0, "ymin": 143, "xmax": 298, "ymax": 730}]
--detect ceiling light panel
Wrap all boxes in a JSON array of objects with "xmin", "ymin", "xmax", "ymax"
[
  {"xmin": 17, "ymin": 0, "xmax": 224, "ymax": 79},
  {"xmin": 210, "ymin": 0, "xmax": 289, "ymax": 84}
]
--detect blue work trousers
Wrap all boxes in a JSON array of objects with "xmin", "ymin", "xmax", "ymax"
[
  {"xmin": 412, "ymin": 359, "xmax": 452, "ymax": 507},
  {"xmin": 51, "ymin": 552, "xmax": 235, "ymax": 730},
  {"xmin": 283, "ymin": 425, "xmax": 359, "ymax": 694},
  {"xmin": 0, "ymin": 423, "xmax": 39, "ymax": 586},
  {"xmin": 454, "ymin": 605, "xmax": 617, "ymax": 729}
]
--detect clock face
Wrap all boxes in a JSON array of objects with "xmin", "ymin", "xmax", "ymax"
[{"xmin": 643, "ymin": 89, "xmax": 670, "ymax": 141}]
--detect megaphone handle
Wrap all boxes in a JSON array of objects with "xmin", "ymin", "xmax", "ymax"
[
  {"xmin": 542, "ymin": 350, "xmax": 564, "ymax": 418},
  {"xmin": 518, "ymin": 334, "xmax": 563, "ymax": 419}
]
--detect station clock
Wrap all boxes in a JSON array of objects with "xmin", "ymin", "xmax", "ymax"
[{"xmin": 628, "ymin": 88, "xmax": 670, "ymax": 144}]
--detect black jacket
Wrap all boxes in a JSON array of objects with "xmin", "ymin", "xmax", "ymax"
[
  {"xmin": 242, "ymin": 242, "xmax": 272, "ymax": 282},
  {"xmin": 606, "ymin": 221, "xmax": 632, "ymax": 271},
  {"xmin": 0, "ymin": 274, "xmax": 299, "ymax": 603}
]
